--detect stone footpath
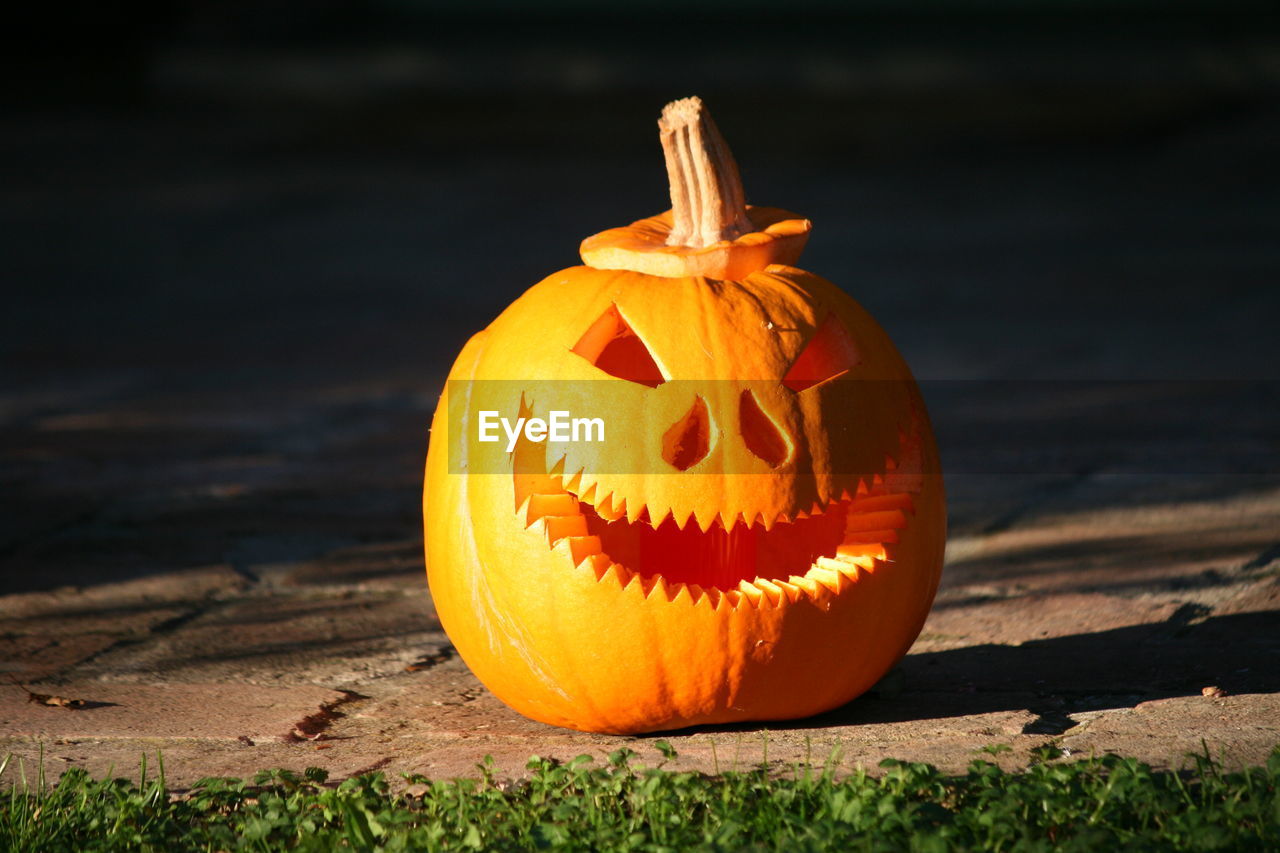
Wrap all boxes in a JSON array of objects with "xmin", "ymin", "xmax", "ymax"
[
  {"xmin": 2, "ymin": 475, "xmax": 1277, "ymax": 788},
  {"xmin": 3, "ymin": 88, "xmax": 1279, "ymax": 788}
]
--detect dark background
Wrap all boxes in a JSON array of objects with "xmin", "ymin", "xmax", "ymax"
[{"xmin": 2, "ymin": 1, "xmax": 1278, "ymax": 591}]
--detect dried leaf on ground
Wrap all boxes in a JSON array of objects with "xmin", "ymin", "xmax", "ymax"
[{"xmin": 8, "ymin": 675, "xmax": 91, "ymax": 709}]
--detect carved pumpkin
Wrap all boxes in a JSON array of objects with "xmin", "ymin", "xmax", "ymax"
[{"xmin": 424, "ymin": 98, "xmax": 945, "ymax": 734}]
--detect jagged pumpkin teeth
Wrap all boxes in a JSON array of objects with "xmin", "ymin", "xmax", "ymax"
[
  {"xmin": 527, "ymin": 493, "xmax": 579, "ymax": 521},
  {"xmin": 732, "ymin": 579, "xmax": 759, "ymax": 602},
  {"xmin": 644, "ymin": 576, "xmax": 670, "ymax": 600},
  {"xmin": 670, "ymin": 584, "xmax": 697, "ymax": 606},
  {"xmin": 626, "ymin": 501, "xmax": 646, "ymax": 525},
  {"xmin": 774, "ymin": 580, "xmax": 804, "ymax": 605},
  {"xmin": 815, "ymin": 555, "xmax": 857, "ymax": 577},
  {"xmin": 594, "ymin": 494, "xmax": 622, "ymax": 521},
  {"xmin": 698, "ymin": 585, "xmax": 724, "ymax": 608},
  {"xmin": 543, "ymin": 514, "xmax": 587, "ymax": 544},
  {"xmin": 745, "ymin": 579, "xmax": 779, "ymax": 607},
  {"xmin": 595, "ymin": 562, "xmax": 628, "ymax": 586},
  {"xmin": 693, "ymin": 506, "xmax": 719, "ymax": 533},
  {"xmin": 582, "ymin": 554, "xmax": 611, "ymax": 579},
  {"xmin": 808, "ymin": 565, "xmax": 846, "ymax": 593},
  {"xmin": 787, "ymin": 575, "xmax": 823, "ymax": 598},
  {"xmin": 566, "ymin": 536, "xmax": 602, "ymax": 566},
  {"xmin": 424, "ymin": 96, "xmax": 945, "ymax": 734}
]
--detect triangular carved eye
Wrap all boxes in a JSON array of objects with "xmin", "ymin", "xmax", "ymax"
[
  {"xmin": 572, "ymin": 304, "xmax": 665, "ymax": 387},
  {"xmin": 782, "ymin": 314, "xmax": 859, "ymax": 392}
]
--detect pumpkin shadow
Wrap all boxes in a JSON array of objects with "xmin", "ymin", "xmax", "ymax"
[{"xmin": 663, "ymin": 608, "xmax": 1280, "ymax": 738}]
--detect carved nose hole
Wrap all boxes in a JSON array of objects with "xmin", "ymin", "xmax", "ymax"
[
  {"xmin": 662, "ymin": 396, "xmax": 713, "ymax": 471},
  {"xmin": 740, "ymin": 390, "xmax": 792, "ymax": 467}
]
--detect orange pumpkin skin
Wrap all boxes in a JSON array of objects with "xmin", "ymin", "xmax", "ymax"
[
  {"xmin": 424, "ymin": 259, "xmax": 945, "ymax": 734},
  {"xmin": 425, "ymin": 97, "xmax": 943, "ymax": 734}
]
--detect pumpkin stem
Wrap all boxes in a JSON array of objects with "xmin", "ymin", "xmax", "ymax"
[{"xmin": 659, "ymin": 97, "xmax": 754, "ymax": 249}]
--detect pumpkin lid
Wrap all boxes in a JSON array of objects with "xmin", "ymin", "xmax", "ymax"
[{"xmin": 579, "ymin": 97, "xmax": 812, "ymax": 280}]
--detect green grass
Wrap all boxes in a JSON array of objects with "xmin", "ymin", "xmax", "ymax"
[{"xmin": 1, "ymin": 744, "xmax": 1278, "ymax": 851}]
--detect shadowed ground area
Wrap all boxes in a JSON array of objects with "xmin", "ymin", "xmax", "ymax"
[{"xmin": 2, "ymin": 12, "xmax": 1279, "ymax": 785}]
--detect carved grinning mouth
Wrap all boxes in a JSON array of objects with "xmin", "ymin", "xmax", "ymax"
[{"xmin": 513, "ymin": 434, "xmax": 918, "ymax": 609}]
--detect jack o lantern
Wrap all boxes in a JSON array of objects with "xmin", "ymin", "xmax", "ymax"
[{"xmin": 424, "ymin": 97, "xmax": 945, "ymax": 734}]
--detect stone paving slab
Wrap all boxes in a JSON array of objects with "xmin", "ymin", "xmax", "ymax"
[
  {"xmin": 0, "ymin": 634, "xmax": 120, "ymax": 683},
  {"xmin": 2, "ymin": 550, "xmax": 1275, "ymax": 789},
  {"xmin": 1060, "ymin": 694, "xmax": 1280, "ymax": 770},
  {"xmin": 1, "ymin": 476, "xmax": 1276, "ymax": 788},
  {"xmin": 0, "ymin": 565, "xmax": 250, "ymax": 682},
  {"xmin": 940, "ymin": 485, "xmax": 1280, "ymax": 599},
  {"xmin": 66, "ymin": 592, "xmax": 441, "ymax": 687},
  {"xmin": 275, "ymin": 539, "xmax": 430, "ymax": 592},
  {"xmin": 0, "ymin": 565, "xmax": 247, "ymax": 619},
  {"xmin": 0, "ymin": 683, "xmax": 352, "ymax": 743}
]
